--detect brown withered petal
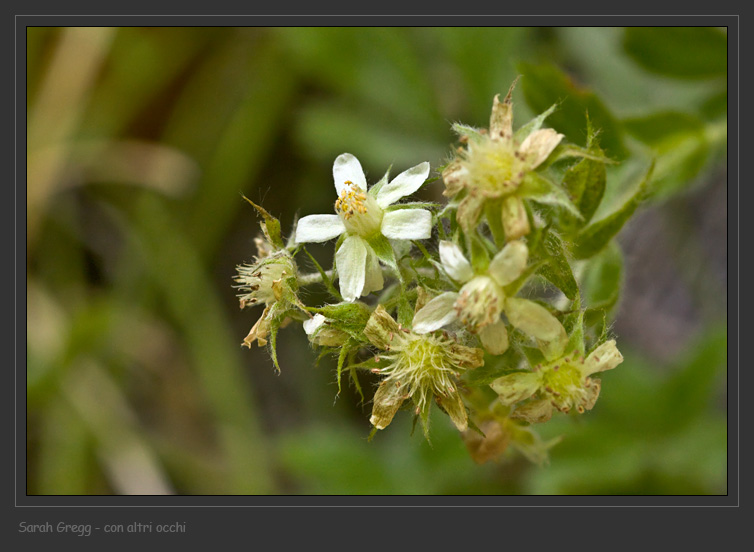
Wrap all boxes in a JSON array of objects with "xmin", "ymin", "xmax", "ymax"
[
  {"xmin": 582, "ymin": 378, "xmax": 601, "ymax": 411},
  {"xmin": 446, "ymin": 342, "xmax": 485, "ymax": 370},
  {"xmin": 457, "ymin": 191, "xmax": 486, "ymax": 233},
  {"xmin": 462, "ymin": 420, "xmax": 511, "ymax": 464},
  {"xmin": 437, "ymin": 391, "xmax": 468, "ymax": 431},
  {"xmin": 442, "ymin": 161, "xmax": 468, "ymax": 197},
  {"xmin": 489, "ymin": 79, "xmax": 517, "ymax": 142},
  {"xmin": 510, "ymin": 398, "xmax": 554, "ymax": 424},
  {"xmin": 370, "ymin": 380, "xmax": 409, "ymax": 430},
  {"xmin": 364, "ymin": 305, "xmax": 403, "ymax": 350},
  {"xmin": 242, "ymin": 305, "xmax": 272, "ymax": 348}
]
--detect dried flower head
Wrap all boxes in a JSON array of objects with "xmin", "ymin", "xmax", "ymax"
[{"xmin": 364, "ymin": 305, "xmax": 484, "ymax": 433}]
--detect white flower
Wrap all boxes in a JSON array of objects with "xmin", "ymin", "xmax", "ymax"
[
  {"xmin": 295, "ymin": 153, "xmax": 432, "ymax": 302},
  {"xmin": 413, "ymin": 240, "xmax": 566, "ymax": 357}
]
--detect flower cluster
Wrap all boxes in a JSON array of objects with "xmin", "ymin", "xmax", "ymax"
[{"xmin": 234, "ymin": 79, "xmax": 629, "ymax": 464}]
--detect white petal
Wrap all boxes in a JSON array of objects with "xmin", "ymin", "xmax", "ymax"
[
  {"xmin": 335, "ymin": 235, "xmax": 367, "ymax": 302},
  {"xmin": 380, "ymin": 209, "xmax": 432, "ymax": 240},
  {"xmin": 519, "ymin": 128, "xmax": 563, "ymax": 170},
  {"xmin": 583, "ymin": 339, "xmax": 623, "ymax": 376},
  {"xmin": 333, "ymin": 153, "xmax": 367, "ymax": 195},
  {"xmin": 412, "ymin": 292, "xmax": 459, "ymax": 333},
  {"xmin": 375, "ymin": 161, "xmax": 430, "ymax": 208},
  {"xmin": 488, "ymin": 240, "xmax": 528, "ymax": 286},
  {"xmin": 505, "ymin": 297, "xmax": 566, "ymax": 344},
  {"xmin": 362, "ymin": 246, "xmax": 384, "ymax": 296},
  {"xmin": 303, "ymin": 314, "xmax": 326, "ymax": 336},
  {"xmin": 439, "ymin": 241, "xmax": 473, "ymax": 283},
  {"xmin": 295, "ymin": 214, "xmax": 346, "ymax": 243},
  {"xmin": 479, "ymin": 320, "xmax": 509, "ymax": 355}
]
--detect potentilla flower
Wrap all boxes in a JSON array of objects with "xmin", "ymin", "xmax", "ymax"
[
  {"xmin": 490, "ymin": 340, "xmax": 624, "ymax": 423},
  {"xmin": 365, "ymin": 305, "xmax": 484, "ymax": 433},
  {"xmin": 443, "ymin": 81, "xmax": 563, "ymax": 239},
  {"xmin": 412, "ymin": 240, "xmax": 567, "ymax": 356},
  {"xmin": 234, "ymin": 244, "xmax": 301, "ymax": 349},
  {"xmin": 295, "ymin": 153, "xmax": 432, "ymax": 302}
]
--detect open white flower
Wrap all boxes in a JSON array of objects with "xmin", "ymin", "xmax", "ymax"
[
  {"xmin": 295, "ymin": 153, "xmax": 432, "ymax": 302},
  {"xmin": 413, "ymin": 240, "xmax": 566, "ymax": 357}
]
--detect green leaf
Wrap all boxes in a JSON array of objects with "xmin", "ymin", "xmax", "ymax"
[
  {"xmin": 581, "ymin": 241, "xmax": 624, "ymax": 316},
  {"xmin": 623, "ymin": 27, "xmax": 727, "ymax": 80},
  {"xmin": 572, "ymin": 162, "xmax": 654, "ymax": 259},
  {"xmin": 517, "ymin": 61, "xmax": 627, "ymax": 159},
  {"xmin": 519, "ymin": 172, "xmax": 583, "ymax": 220},
  {"xmin": 560, "ymin": 143, "xmax": 607, "ymax": 229},
  {"xmin": 660, "ymin": 327, "xmax": 727, "ymax": 430},
  {"xmin": 623, "ymin": 111, "xmax": 712, "ymax": 200},
  {"xmin": 623, "ymin": 111, "xmax": 705, "ymax": 147},
  {"xmin": 537, "ymin": 232, "xmax": 579, "ymax": 301}
]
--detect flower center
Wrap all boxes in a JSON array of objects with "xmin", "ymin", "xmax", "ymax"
[
  {"xmin": 381, "ymin": 333, "xmax": 461, "ymax": 412},
  {"xmin": 539, "ymin": 360, "xmax": 593, "ymax": 414},
  {"xmin": 335, "ymin": 182, "xmax": 383, "ymax": 237},
  {"xmin": 235, "ymin": 258, "xmax": 290, "ymax": 306},
  {"xmin": 454, "ymin": 276, "xmax": 505, "ymax": 332},
  {"xmin": 463, "ymin": 138, "xmax": 525, "ymax": 196}
]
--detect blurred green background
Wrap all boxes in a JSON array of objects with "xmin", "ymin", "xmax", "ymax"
[{"xmin": 26, "ymin": 27, "xmax": 727, "ymax": 495}]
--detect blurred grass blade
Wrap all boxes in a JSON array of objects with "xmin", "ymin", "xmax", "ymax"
[
  {"xmin": 62, "ymin": 359, "xmax": 174, "ymax": 495},
  {"xmin": 27, "ymin": 27, "xmax": 115, "ymax": 248}
]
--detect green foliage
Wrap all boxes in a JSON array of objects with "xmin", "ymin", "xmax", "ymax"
[
  {"xmin": 517, "ymin": 61, "xmax": 628, "ymax": 159},
  {"xmin": 623, "ymin": 27, "xmax": 727, "ymax": 80}
]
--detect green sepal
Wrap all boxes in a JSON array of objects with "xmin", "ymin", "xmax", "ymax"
[
  {"xmin": 348, "ymin": 365, "xmax": 365, "ymax": 403},
  {"xmin": 514, "ymin": 102, "xmax": 558, "ymax": 143},
  {"xmin": 365, "ymin": 233, "xmax": 399, "ymax": 275},
  {"xmin": 467, "ymin": 232, "xmax": 491, "ymax": 274},
  {"xmin": 367, "ymin": 166, "xmax": 392, "ymax": 198},
  {"xmin": 396, "ymin": 291, "xmax": 414, "ymax": 328},
  {"xmin": 299, "ymin": 246, "xmax": 342, "ymax": 301},
  {"xmin": 464, "ymin": 347, "xmax": 520, "ymax": 387},
  {"xmin": 316, "ymin": 301, "xmax": 372, "ymax": 340},
  {"xmin": 543, "ymin": 143, "xmax": 617, "ymax": 168},
  {"xmin": 520, "ymin": 345, "xmax": 546, "ymax": 368},
  {"xmin": 484, "ymin": 198, "xmax": 506, "ymax": 247},
  {"xmin": 451, "ymin": 122, "xmax": 486, "ymax": 143},
  {"xmin": 386, "ymin": 201, "xmax": 442, "ymax": 211},
  {"xmin": 336, "ymin": 338, "xmax": 357, "ymax": 395},
  {"xmin": 241, "ymin": 195, "xmax": 285, "ymax": 250},
  {"xmin": 268, "ymin": 316, "xmax": 282, "ymax": 373},
  {"xmin": 572, "ymin": 161, "xmax": 654, "ymax": 260}
]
